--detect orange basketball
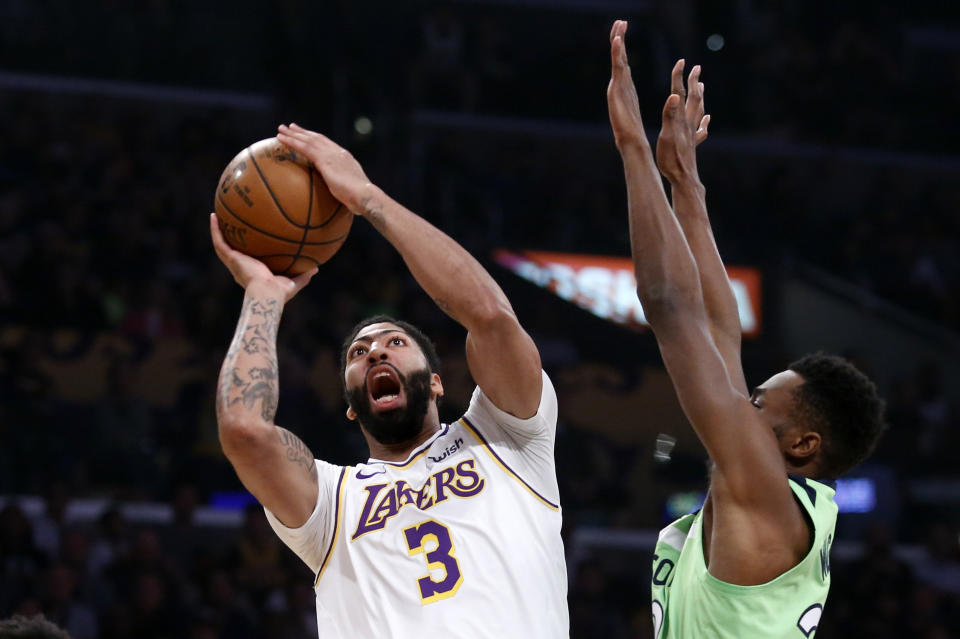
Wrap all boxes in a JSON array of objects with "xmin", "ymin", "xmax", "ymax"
[{"xmin": 213, "ymin": 137, "xmax": 353, "ymax": 276}]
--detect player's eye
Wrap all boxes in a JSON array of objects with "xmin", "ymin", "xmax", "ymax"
[
  {"xmin": 750, "ymin": 396, "xmax": 761, "ymax": 409},
  {"xmin": 352, "ymin": 345, "xmax": 366, "ymax": 357},
  {"xmin": 391, "ymin": 337, "xmax": 404, "ymax": 346}
]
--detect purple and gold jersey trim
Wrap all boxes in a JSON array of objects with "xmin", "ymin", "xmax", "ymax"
[
  {"xmin": 459, "ymin": 417, "xmax": 559, "ymax": 511},
  {"xmin": 366, "ymin": 424, "xmax": 451, "ymax": 470},
  {"xmin": 314, "ymin": 466, "xmax": 349, "ymax": 588}
]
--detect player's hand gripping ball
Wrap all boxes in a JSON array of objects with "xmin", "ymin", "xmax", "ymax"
[{"xmin": 213, "ymin": 138, "xmax": 353, "ymax": 276}]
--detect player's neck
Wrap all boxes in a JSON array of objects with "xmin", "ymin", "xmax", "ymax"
[
  {"xmin": 707, "ymin": 458, "xmax": 818, "ymax": 480},
  {"xmin": 784, "ymin": 457, "xmax": 819, "ymax": 479},
  {"xmin": 364, "ymin": 414, "xmax": 443, "ymax": 462}
]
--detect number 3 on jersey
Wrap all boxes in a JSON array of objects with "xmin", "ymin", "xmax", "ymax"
[{"xmin": 403, "ymin": 519, "xmax": 463, "ymax": 604}]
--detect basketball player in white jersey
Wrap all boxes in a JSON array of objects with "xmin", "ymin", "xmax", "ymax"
[{"xmin": 210, "ymin": 123, "xmax": 567, "ymax": 638}]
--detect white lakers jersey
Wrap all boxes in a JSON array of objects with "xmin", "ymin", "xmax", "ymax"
[{"xmin": 265, "ymin": 371, "xmax": 568, "ymax": 638}]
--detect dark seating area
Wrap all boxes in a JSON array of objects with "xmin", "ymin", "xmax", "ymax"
[{"xmin": 1, "ymin": 2, "xmax": 958, "ymax": 637}]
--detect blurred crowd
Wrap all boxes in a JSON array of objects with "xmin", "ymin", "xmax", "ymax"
[
  {"xmin": 1, "ymin": 1, "xmax": 958, "ymax": 637},
  {"xmin": 2, "ymin": 491, "xmax": 958, "ymax": 639},
  {"xmin": 0, "ymin": 493, "xmax": 327, "ymax": 639}
]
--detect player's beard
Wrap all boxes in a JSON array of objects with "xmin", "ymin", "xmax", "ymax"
[{"xmin": 348, "ymin": 368, "xmax": 433, "ymax": 445}]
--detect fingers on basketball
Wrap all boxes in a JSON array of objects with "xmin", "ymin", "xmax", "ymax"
[{"xmin": 213, "ymin": 138, "xmax": 352, "ymax": 276}]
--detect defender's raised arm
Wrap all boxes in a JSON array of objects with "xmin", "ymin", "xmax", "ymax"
[
  {"xmin": 609, "ymin": 21, "xmax": 806, "ymax": 585},
  {"xmin": 655, "ymin": 60, "xmax": 746, "ymax": 394},
  {"xmin": 608, "ymin": 21, "xmax": 705, "ymax": 327}
]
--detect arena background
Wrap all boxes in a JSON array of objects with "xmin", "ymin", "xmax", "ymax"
[{"xmin": 1, "ymin": 1, "xmax": 958, "ymax": 637}]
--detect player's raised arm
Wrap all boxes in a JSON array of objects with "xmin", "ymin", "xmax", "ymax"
[
  {"xmin": 277, "ymin": 124, "xmax": 542, "ymax": 419},
  {"xmin": 210, "ymin": 213, "xmax": 321, "ymax": 528},
  {"xmin": 655, "ymin": 60, "xmax": 746, "ymax": 394}
]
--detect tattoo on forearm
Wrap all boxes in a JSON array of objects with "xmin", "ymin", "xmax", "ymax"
[
  {"xmin": 217, "ymin": 298, "xmax": 282, "ymax": 422},
  {"xmin": 242, "ymin": 380, "xmax": 278, "ymax": 421},
  {"xmin": 277, "ymin": 427, "xmax": 318, "ymax": 479}
]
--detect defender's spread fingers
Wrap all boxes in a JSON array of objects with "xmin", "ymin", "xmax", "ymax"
[
  {"xmin": 671, "ymin": 59, "xmax": 686, "ymax": 97},
  {"xmin": 662, "ymin": 93, "xmax": 682, "ymax": 119},
  {"xmin": 695, "ymin": 114, "xmax": 711, "ymax": 144},
  {"xmin": 687, "ymin": 65, "xmax": 701, "ymax": 95}
]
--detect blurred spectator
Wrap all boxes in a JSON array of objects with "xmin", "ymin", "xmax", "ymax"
[
  {"xmin": 87, "ymin": 509, "xmax": 128, "ymax": 578},
  {"xmin": 104, "ymin": 529, "xmax": 184, "ymax": 612},
  {"xmin": 567, "ymin": 562, "xmax": 630, "ymax": 638},
  {"xmin": 230, "ymin": 506, "xmax": 286, "ymax": 605},
  {"xmin": 824, "ymin": 523, "xmax": 915, "ymax": 636},
  {"xmin": 39, "ymin": 564, "xmax": 96, "ymax": 639},
  {"xmin": 0, "ymin": 614, "xmax": 73, "ymax": 639},
  {"xmin": 408, "ymin": 6, "xmax": 476, "ymax": 110},
  {"xmin": 126, "ymin": 571, "xmax": 183, "ymax": 639},
  {"xmin": 0, "ymin": 505, "xmax": 45, "ymax": 614},
  {"xmin": 201, "ymin": 568, "xmax": 259, "ymax": 639},
  {"xmin": 914, "ymin": 523, "xmax": 960, "ymax": 596},
  {"xmin": 915, "ymin": 363, "xmax": 954, "ymax": 467},
  {"xmin": 30, "ymin": 484, "xmax": 69, "ymax": 559},
  {"xmin": 159, "ymin": 482, "xmax": 202, "ymax": 576},
  {"xmin": 92, "ymin": 357, "xmax": 160, "ymax": 495}
]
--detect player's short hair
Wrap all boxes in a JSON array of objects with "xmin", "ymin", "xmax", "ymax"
[
  {"xmin": 788, "ymin": 353, "xmax": 887, "ymax": 479},
  {"xmin": 340, "ymin": 315, "xmax": 441, "ymax": 378},
  {"xmin": 0, "ymin": 615, "xmax": 73, "ymax": 639}
]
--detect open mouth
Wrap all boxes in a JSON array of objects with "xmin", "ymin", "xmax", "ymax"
[{"xmin": 366, "ymin": 365, "xmax": 404, "ymax": 410}]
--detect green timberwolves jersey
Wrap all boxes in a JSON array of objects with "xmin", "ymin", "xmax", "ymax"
[{"xmin": 651, "ymin": 476, "xmax": 837, "ymax": 639}]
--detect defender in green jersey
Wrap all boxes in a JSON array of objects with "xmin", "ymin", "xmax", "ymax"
[
  {"xmin": 651, "ymin": 476, "xmax": 836, "ymax": 638},
  {"xmin": 606, "ymin": 21, "xmax": 886, "ymax": 638}
]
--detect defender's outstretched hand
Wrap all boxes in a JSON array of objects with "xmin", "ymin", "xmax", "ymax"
[
  {"xmin": 209, "ymin": 213, "xmax": 317, "ymax": 300},
  {"xmin": 607, "ymin": 20, "xmax": 648, "ymax": 151},
  {"xmin": 277, "ymin": 124, "xmax": 372, "ymax": 215},
  {"xmin": 656, "ymin": 60, "xmax": 711, "ymax": 182}
]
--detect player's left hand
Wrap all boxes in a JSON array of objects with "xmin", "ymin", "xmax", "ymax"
[
  {"xmin": 209, "ymin": 213, "xmax": 317, "ymax": 301},
  {"xmin": 656, "ymin": 60, "xmax": 710, "ymax": 183},
  {"xmin": 607, "ymin": 20, "xmax": 648, "ymax": 152},
  {"xmin": 277, "ymin": 124, "xmax": 372, "ymax": 215}
]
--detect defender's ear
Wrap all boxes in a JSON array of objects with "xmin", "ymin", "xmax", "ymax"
[{"xmin": 790, "ymin": 430, "xmax": 822, "ymax": 461}]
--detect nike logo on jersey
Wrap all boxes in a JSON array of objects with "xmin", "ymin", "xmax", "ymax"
[
  {"xmin": 356, "ymin": 465, "xmax": 386, "ymax": 480},
  {"xmin": 352, "ymin": 458, "xmax": 486, "ymax": 540}
]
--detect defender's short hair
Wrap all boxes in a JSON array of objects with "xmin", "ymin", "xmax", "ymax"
[
  {"xmin": 339, "ymin": 315, "xmax": 441, "ymax": 378},
  {"xmin": 788, "ymin": 353, "xmax": 887, "ymax": 479}
]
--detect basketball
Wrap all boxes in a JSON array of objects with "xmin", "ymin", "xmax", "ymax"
[{"xmin": 213, "ymin": 137, "xmax": 353, "ymax": 276}]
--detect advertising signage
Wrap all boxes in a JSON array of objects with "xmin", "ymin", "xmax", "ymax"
[{"xmin": 494, "ymin": 249, "xmax": 762, "ymax": 337}]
